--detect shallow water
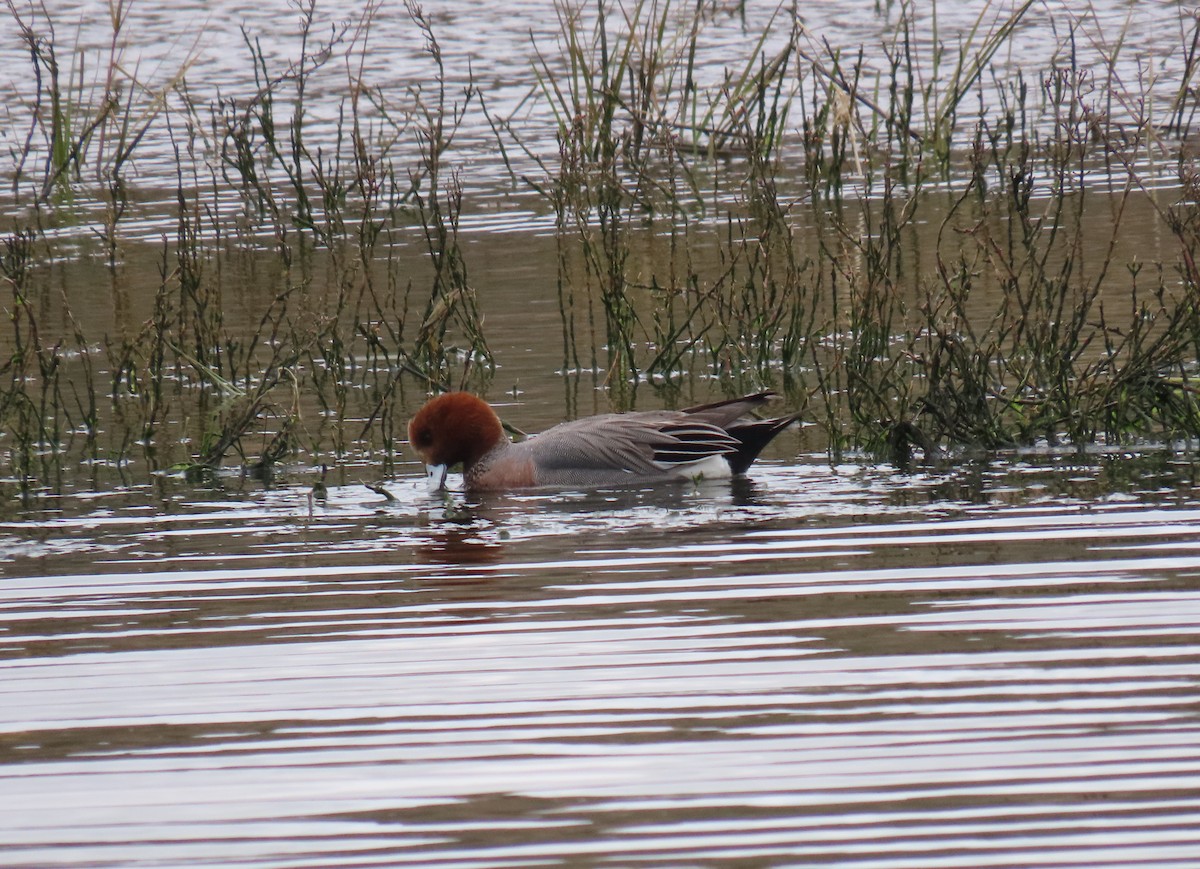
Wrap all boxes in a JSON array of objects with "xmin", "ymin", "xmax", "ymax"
[
  {"xmin": 4, "ymin": 1, "xmax": 1200, "ymax": 866},
  {"xmin": 4, "ymin": 452, "xmax": 1200, "ymax": 866}
]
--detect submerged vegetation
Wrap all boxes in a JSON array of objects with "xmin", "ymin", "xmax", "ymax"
[{"xmin": 3, "ymin": 0, "xmax": 1200, "ymax": 497}]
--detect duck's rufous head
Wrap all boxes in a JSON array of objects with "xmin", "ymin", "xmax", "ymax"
[{"xmin": 408, "ymin": 392, "xmax": 504, "ymax": 489}]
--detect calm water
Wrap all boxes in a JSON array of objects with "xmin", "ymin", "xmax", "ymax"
[{"xmin": 4, "ymin": 1, "xmax": 1200, "ymax": 866}]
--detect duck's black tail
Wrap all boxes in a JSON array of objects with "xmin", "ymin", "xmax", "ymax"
[{"xmin": 725, "ymin": 412, "xmax": 804, "ymax": 475}]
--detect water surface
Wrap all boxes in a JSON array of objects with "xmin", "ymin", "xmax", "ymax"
[{"xmin": 4, "ymin": 452, "xmax": 1200, "ymax": 866}]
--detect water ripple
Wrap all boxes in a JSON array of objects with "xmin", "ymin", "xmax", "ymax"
[{"xmin": 3, "ymin": 456, "xmax": 1200, "ymax": 865}]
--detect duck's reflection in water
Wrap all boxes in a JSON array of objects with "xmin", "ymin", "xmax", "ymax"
[
  {"xmin": 414, "ymin": 523, "xmax": 506, "ymax": 566},
  {"xmin": 408, "ymin": 475, "xmax": 778, "ymax": 568}
]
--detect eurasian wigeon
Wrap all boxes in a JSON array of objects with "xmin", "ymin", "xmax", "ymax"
[{"xmin": 408, "ymin": 391, "xmax": 801, "ymax": 490}]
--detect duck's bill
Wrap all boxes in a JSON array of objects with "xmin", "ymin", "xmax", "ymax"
[{"xmin": 425, "ymin": 463, "xmax": 449, "ymax": 491}]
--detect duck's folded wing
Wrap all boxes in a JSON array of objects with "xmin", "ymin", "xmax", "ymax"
[{"xmin": 525, "ymin": 414, "xmax": 739, "ymax": 477}]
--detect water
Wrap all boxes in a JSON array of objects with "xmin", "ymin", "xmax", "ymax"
[
  {"xmin": 3, "ymin": 454, "xmax": 1200, "ymax": 866},
  {"xmin": 5, "ymin": 1, "xmax": 1200, "ymax": 865}
]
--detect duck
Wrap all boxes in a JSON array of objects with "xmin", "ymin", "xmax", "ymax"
[{"xmin": 407, "ymin": 391, "xmax": 800, "ymax": 491}]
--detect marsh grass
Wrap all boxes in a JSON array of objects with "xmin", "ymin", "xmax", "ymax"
[
  {"xmin": 1, "ymin": 0, "xmax": 491, "ymax": 494},
  {"xmin": 494, "ymin": 0, "xmax": 1200, "ymax": 463},
  {"xmin": 4, "ymin": 0, "xmax": 1200, "ymax": 498}
]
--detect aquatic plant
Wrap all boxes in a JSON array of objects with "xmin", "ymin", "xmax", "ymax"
[
  {"xmin": 503, "ymin": 0, "xmax": 1200, "ymax": 462},
  {"xmin": 4, "ymin": 0, "xmax": 1200, "ymax": 500},
  {"xmin": 0, "ymin": 0, "xmax": 498, "ymax": 495}
]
